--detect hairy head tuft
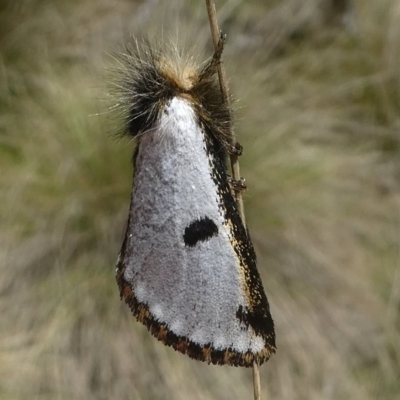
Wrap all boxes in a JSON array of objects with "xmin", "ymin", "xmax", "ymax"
[{"xmin": 110, "ymin": 38, "xmax": 232, "ymax": 150}]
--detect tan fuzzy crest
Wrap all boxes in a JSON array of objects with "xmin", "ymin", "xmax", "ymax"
[{"xmin": 158, "ymin": 56, "xmax": 198, "ymax": 92}]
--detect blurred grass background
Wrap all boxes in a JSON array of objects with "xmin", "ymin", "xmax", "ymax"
[{"xmin": 1, "ymin": 0, "xmax": 400, "ymax": 399}]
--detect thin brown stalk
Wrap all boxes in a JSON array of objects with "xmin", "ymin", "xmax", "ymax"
[
  {"xmin": 252, "ymin": 360, "xmax": 261, "ymax": 400},
  {"xmin": 204, "ymin": 1, "xmax": 261, "ymax": 399},
  {"xmin": 205, "ymin": 0, "xmax": 246, "ymax": 225}
]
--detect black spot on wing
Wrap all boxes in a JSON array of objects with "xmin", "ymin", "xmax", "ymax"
[{"xmin": 183, "ymin": 217, "xmax": 218, "ymax": 247}]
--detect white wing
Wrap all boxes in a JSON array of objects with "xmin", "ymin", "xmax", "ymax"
[{"xmin": 117, "ymin": 97, "xmax": 275, "ymax": 366}]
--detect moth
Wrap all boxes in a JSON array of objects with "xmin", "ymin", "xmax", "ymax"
[{"xmin": 115, "ymin": 36, "xmax": 276, "ymax": 367}]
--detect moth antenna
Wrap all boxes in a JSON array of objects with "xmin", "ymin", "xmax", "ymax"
[{"xmin": 196, "ymin": 32, "xmax": 226, "ymax": 84}]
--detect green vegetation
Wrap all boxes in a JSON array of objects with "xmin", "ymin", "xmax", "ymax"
[{"xmin": 1, "ymin": 0, "xmax": 400, "ymax": 399}]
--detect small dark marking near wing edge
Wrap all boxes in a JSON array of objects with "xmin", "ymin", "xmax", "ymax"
[{"xmin": 236, "ymin": 305, "xmax": 250, "ymax": 327}]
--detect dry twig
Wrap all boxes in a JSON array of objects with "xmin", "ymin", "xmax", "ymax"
[{"xmin": 204, "ymin": 1, "xmax": 262, "ymax": 399}]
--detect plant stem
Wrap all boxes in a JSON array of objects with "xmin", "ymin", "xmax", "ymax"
[{"xmin": 205, "ymin": 1, "xmax": 261, "ymax": 399}]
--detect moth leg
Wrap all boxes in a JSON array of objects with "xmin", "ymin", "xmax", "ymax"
[
  {"xmin": 198, "ymin": 31, "xmax": 227, "ymax": 82},
  {"xmin": 228, "ymin": 141, "xmax": 243, "ymax": 156},
  {"xmin": 228, "ymin": 176, "xmax": 247, "ymax": 193}
]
